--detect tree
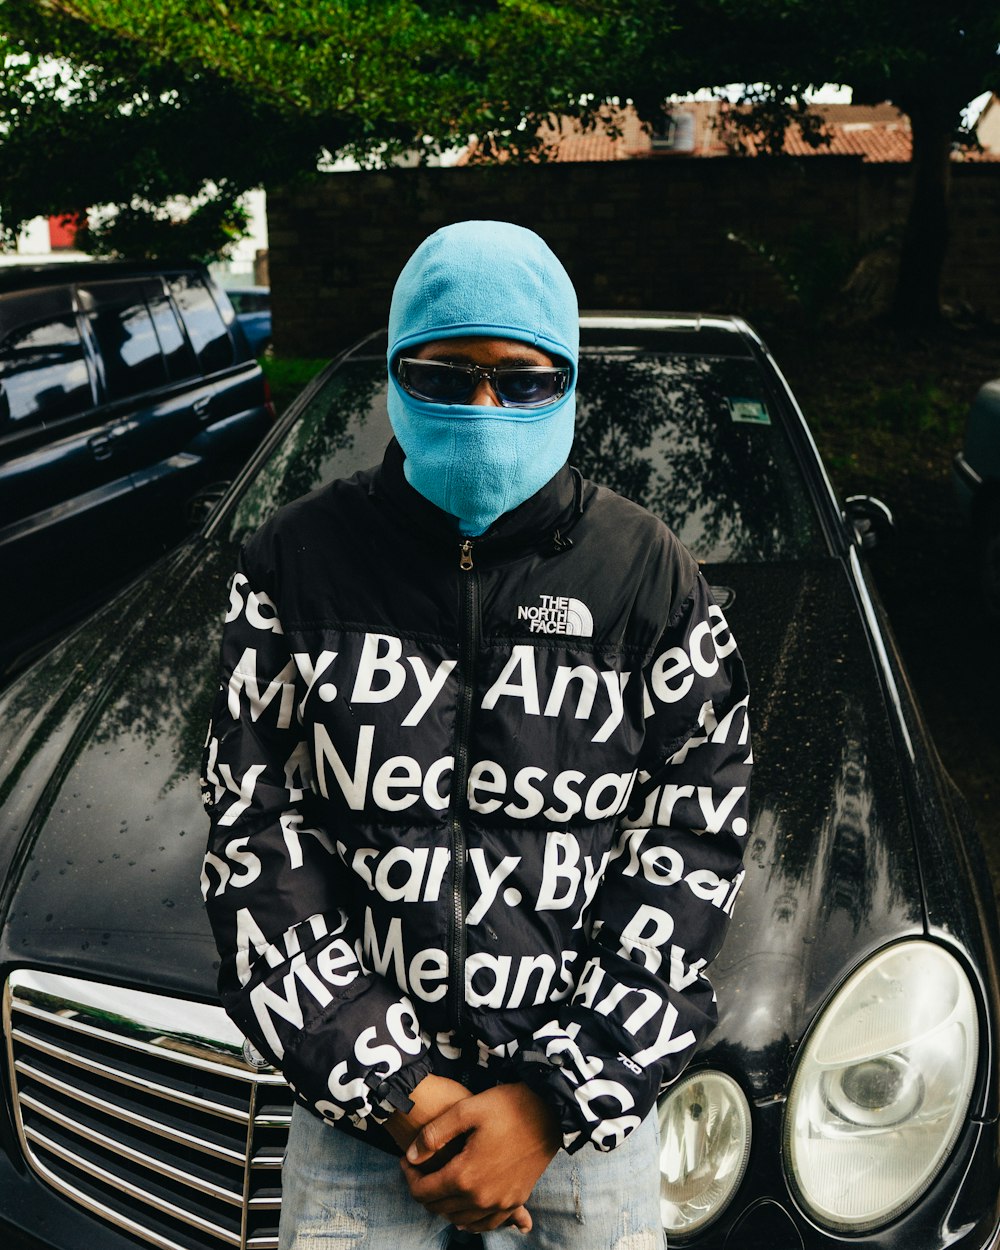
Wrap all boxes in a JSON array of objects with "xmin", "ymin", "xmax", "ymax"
[
  {"xmin": 6, "ymin": 1, "xmax": 995, "ymax": 325},
  {"xmin": 0, "ymin": 0, "xmax": 627, "ymax": 257},
  {"xmin": 619, "ymin": 0, "xmax": 1000, "ymax": 327},
  {"xmin": 0, "ymin": 3, "xmax": 336, "ymax": 257}
]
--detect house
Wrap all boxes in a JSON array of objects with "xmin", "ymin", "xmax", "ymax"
[
  {"xmin": 974, "ymin": 94, "xmax": 1000, "ymax": 155},
  {"xmin": 459, "ymin": 99, "xmax": 998, "ymax": 165},
  {"xmin": 1, "ymin": 191, "xmax": 270, "ymax": 287}
]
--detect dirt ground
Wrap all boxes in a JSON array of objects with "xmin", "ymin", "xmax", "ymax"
[{"xmin": 766, "ymin": 313, "xmax": 1000, "ymax": 903}]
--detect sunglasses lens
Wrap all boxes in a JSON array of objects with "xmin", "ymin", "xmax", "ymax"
[
  {"xmin": 399, "ymin": 360, "xmax": 474, "ymax": 404},
  {"xmin": 495, "ymin": 369, "xmax": 566, "ymax": 407},
  {"xmin": 398, "ymin": 360, "xmax": 568, "ymax": 408}
]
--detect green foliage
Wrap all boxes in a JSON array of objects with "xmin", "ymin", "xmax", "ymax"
[
  {"xmin": 625, "ymin": 0, "xmax": 1000, "ymax": 122},
  {"xmin": 726, "ymin": 225, "xmax": 900, "ymax": 319},
  {"xmin": 865, "ymin": 379, "xmax": 966, "ymax": 440},
  {"xmin": 0, "ymin": 0, "xmax": 633, "ymax": 257},
  {"xmin": 786, "ymin": 326, "xmax": 973, "ymax": 483},
  {"xmin": 631, "ymin": 0, "xmax": 1000, "ymax": 326},
  {"xmin": 260, "ymin": 356, "xmax": 328, "ymax": 414},
  {"xmin": 78, "ymin": 190, "xmax": 249, "ymax": 263},
  {"xmin": 4, "ymin": 0, "xmax": 998, "ymax": 318},
  {"xmin": 807, "ymin": 368, "xmax": 967, "ymax": 443},
  {"xmin": 0, "ymin": 1, "xmax": 338, "ymax": 253}
]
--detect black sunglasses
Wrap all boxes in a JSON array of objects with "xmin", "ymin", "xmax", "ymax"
[{"xmin": 396, "ymin": 357, "xmax": 570, "ymax": 409}]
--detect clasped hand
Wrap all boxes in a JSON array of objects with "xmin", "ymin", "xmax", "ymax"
[{"xmin": 386, "ymin": 1076, "xmax": 561, "ymax": 1233}]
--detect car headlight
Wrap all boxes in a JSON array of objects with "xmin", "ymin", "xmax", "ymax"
[
  {"xmin": 784, "ymin": 941, "xmax": 979, "ymax": 1231},
  {"xmin": 658, "ymin": 1070, "xmax": 752, "ymax": 1235}
]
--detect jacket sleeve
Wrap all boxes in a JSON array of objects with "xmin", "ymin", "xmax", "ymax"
[
  {"xmin": 200, "ymin": 550, "xmax": 432, "ymax": 1131},
  {"xmin": 515, "ymin": 572, "xmax": 751, "ymax": 1152}
]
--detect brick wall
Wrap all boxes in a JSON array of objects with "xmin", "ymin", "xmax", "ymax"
[{"xmin": 267, "ymin": 158, "xmax": 1000, "ymax": 357}]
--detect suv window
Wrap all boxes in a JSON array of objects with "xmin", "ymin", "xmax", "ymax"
[
  {"xmin": 0, "ymin": 288, "xmax": 92, "ymax": 427},
  {"xmin": 147, "ymin": 292, "xmax": 197, "ymax": 382},
  {"xmin": 78, "ymin": 279, "xmax": 171, "ymax": 402},
  {"xmin": 169, "ymin": 274, "xmax": 234, "ymax": 374}
]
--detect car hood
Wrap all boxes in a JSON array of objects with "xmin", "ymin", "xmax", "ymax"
[
  {"xmin": 705, "ymin": 559, "xmax": 924, "ymax": 1098},
  {"xmin": 0, "ymin": 536, "xmax": 234, "ymax": 1002},
  {"xmin": 0, "ymin": 546, "xmax": 924, "ymax": 1096}
]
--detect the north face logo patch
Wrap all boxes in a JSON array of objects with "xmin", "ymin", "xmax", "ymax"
[{"xmin": 516, "ymin": 595, "xmax": 594, "ymax": 636}]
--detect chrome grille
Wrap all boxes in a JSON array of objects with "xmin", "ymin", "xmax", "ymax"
[{"xmin": 4, "ymin": 969, "xmax": 292, "ymax": 1250}]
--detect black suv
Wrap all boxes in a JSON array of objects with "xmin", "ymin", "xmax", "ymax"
[{"xmin": 0, "ymin": 261, "xmax": 274, "ymax": 677}]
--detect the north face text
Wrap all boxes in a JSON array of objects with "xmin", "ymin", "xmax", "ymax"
[{"xmin": 517, "ymin": 594, "xmax": 594, "ymax": 636}]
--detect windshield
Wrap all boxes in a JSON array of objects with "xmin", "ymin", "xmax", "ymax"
[
  {"xmin": 225, "ymin": 350, "xmax": 824, "ymax": 563},
  {"xmin": 573, "ymin": 351, "xmax": 822, "ymax": 561}
]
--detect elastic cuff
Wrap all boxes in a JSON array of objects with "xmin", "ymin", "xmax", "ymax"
[
  {"xmin": 365, "ymin": 1052, "xmax": 433, "ymax": 1123},
  {"xmin": 515, "ymin": 1054, "xmax": 589, "ymax": 1154}
]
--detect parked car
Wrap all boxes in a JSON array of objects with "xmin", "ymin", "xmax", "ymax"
[
  {"xmin": 0, "ymin": 260, "xmax": 275, "ymax": 678},
  {"xmin": 225, "ymin": 285, "xmax": 272, "ymax": 356},
  {"xmin": 954, "ymin": 378, "xmax": 1000, "ymax": 619},
  {"xmin": 0, "ymin": 315, "xmax": 997, "ymax": 1250}
]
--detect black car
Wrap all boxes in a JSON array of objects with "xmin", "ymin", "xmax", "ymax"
[
  {"xmin": 954, "ymin": 377, "xmax": 1000, "ymax": 620},
  {"xmin": 0, "ymin": 261, "xmax": 275, "ymax": 677},
  {"xmin": 0, "ymin": 315, "xmax": 997, "ymax": 1250},
  {"xmin": 225, "ymin": 286, "xmax": 272, "ymax": 356}
]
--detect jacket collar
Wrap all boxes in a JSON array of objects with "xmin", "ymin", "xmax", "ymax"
[{"xmin": 372, "ymin": 438, "xmax": 584, "ymax": 563}]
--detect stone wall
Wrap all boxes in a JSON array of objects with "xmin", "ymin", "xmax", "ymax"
[{"xmin": 267, "ymin": 157, "xmax": 1000, "ymax": 357}]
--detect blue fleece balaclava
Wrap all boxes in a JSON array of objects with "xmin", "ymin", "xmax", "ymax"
[{"xmin": 387, "ymin": 220, "xmax": 579, "ymax": 536}]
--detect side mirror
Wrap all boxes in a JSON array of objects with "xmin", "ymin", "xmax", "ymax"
[
  {"xmin": 186, "ymin": 481, "xmax": 231, "ymax": 528},
  {"xmin": 843, "ymin": 495, "xmax": 894, "ymax": 550}
]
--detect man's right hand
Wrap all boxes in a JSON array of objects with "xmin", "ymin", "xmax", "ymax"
[
  {"xmin": 384, "ymin": 1074, "xmax": 471, "ymax": 1156},
  {"xmin": 386, "ymin": 1075, "xmax": 532, "ymax": 1232}
]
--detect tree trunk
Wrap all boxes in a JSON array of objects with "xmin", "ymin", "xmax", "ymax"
[{"xmin": 890, "ymin": 104, "xmax": 954, "ymax": 328}]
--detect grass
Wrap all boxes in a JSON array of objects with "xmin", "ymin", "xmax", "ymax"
[
  {"xmin": 769, "ymin": 323, "xmax": 980, "ymax": 481},
  {"xmin": 260, "ymin": 355, "xmax": 327, "ymax": 415}
]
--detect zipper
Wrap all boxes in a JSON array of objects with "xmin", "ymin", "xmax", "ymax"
[{"xmin": 448, "ymin": 538, "xmax": 479, "ymax": 1031}]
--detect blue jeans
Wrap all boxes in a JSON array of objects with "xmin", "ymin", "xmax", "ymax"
[{"xmin": 278, "ymin": 1102, "xmax": 665, "ymax": 1250}]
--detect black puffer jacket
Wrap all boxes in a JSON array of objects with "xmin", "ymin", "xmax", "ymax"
[{"xmin": 201, "ymin": 440, "xmax": 751, "ymax": 1154}]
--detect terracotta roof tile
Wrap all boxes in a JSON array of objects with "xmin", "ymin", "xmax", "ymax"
[
  {"xmin": 458, "ymin": 101, "xmax": 999, "ymax": 165},
  {"xmin": 811, "ymin": 102, "xmax": 906, "ymax": 125}
]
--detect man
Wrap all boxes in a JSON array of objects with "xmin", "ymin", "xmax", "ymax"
[{"xmin": 202, "ymin": 220, "xmax": 751, "ymax": 1247}]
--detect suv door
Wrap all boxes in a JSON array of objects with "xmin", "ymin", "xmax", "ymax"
[
  {"xmin": 79, "ymin": 271, "xmax": 267, "ymax": 515},
  {"xmin": 0, "ymin": 285, "xmax": 102, "ymax": 534},
  {"xmin": 0, "ymin": 268, "xmax": 271, "ymax": 675},
  {"xmin": 145, "ymin": 270, "xmax": 272, "ymax": 499},
  {"xmin": 75, "ymin": 275, "xmax": 203, "ymax": 485},
  {"xmin": 0, "ymin": 282, "xmax": 165, "ymax": 660}
]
